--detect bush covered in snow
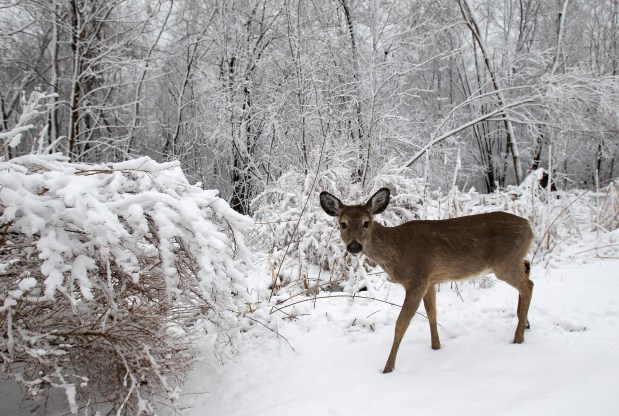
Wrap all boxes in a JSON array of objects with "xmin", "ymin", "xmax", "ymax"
[
  {"xmin": 251, "ymin": 167, "xmax": 434, "ymax": 297},
  {"xmin": 0, "ymin": 154, "xmax": 255, "ymax": 414}
]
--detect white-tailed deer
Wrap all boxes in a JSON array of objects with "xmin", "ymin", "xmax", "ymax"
[{"xmin": 319, "ymin": 188, "xmax": 533, "ymax": 373}]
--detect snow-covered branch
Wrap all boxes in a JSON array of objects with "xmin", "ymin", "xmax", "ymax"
[{"xmin": 1, "ymin": 91, "xmax": 57, "ymax": 159}]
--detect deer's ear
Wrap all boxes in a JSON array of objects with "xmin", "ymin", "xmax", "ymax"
[
  {"xmin": 320, "ymin": 191, "xmax": 342, "ymax": 217},
  {"xmin": 367, "ymin": 188, "xmax": 390, "ymax": 215}
]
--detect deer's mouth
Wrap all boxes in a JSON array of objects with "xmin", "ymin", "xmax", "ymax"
[{"xmin": 346, "ymin": 241, "xmax": 362, "ymax": 254}]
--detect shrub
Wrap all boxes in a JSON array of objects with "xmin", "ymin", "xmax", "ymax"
[{"xmin": 0, "ymin": 154, "xmax": 254, "ymax": 414}]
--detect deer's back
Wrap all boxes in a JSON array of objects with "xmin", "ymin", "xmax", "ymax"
[{"xmin": 378, "ymin": 212, "xmax": 532, "ymax": 284}]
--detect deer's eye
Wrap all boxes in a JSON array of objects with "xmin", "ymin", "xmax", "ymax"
[
  {"xmin": 340, "ymin": 222, "xmax": 347, "ymax": 229},
  {"xmin": 363, "ymin": 221, "xmax": 369, "ymax": 228}
]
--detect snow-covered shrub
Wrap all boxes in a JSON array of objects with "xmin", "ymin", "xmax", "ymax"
[
  {"xmin": 447, "ymin": 169, "xmax": 619, "ymax": 263},
  {"xmin": 252, "ymin": 168, "xmax": 356, "ymax": 295},
  {"xmin": 546, "ymin": 178, "xmax": 619, "ymax": 263},
  {"xmin": 0, "ymin": 154, "xmax": 254, "ymax": 414},
  {"xmin": 372, "ymin": 167, "xmax": 432, "ymax": 223},
  {"xmin": 251, "ymin": 167, "xmax": 432, "ymax": 297},
  {"xmin": 597, "ymin": 179, "xmax": 619, "ymax": 232}
]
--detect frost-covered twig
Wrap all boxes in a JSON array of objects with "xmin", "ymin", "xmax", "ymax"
[{"xmin": 1, "ymin": 91, "xmax": 57, "ymax": 159}]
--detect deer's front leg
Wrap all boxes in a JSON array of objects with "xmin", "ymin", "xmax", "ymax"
[{"xmin": 383, "ymin": 285, "xmax": 425, "ymax": 374}]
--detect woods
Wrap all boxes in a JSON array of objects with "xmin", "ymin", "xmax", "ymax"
[{"xmin": 2, "ymin": 0, "xmax": 617, "ymax": 209}]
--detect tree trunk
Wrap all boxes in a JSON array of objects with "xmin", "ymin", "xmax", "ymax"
[
  {"xmin": 340, "ymin": 0, "xmax": 366, "ymax": 182},
  {"xmin": 456, "ymin": 0, "xmax": 524, "ymax": 185},
  {"xmin": 550, "ymin": 0, "xmax": 569, "ymax": 75},
  {"xmin": 68, "ymin": 0, "xmax": 81, "ymax": 161},
  {"xmin": 49, "ymin": 1, "xmax": 60, "ymax": 146}
]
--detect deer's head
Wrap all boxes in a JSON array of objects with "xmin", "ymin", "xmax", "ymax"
[{"xmin": 319, "ymin": 188, "xmax": 390, "ymax": 254}]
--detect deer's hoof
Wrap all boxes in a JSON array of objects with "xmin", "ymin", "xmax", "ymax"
[{"xmin": 382, "ymin": 366, "xmax": 394, "ymax": 374}]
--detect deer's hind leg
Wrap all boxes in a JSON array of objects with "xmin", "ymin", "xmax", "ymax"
[
  {"xmin": 494, "ymin": 260, "xmax": 534, "ymax": 344},
  {"xmin": 423, "ymin": 284, "xmax": 441, "ymax": 350}
]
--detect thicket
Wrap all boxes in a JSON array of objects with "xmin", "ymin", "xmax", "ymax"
[{"xmin": 0, "ymin": 93, "xmax": 255, "ymax": 414}]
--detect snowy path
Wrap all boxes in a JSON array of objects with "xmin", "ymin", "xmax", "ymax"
[{"xmin": 174, "ymin": 259, "xmax": 619, "ymax": 416}]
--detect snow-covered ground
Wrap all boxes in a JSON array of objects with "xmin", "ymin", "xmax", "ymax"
[
  {"xmin": 2, "ymin": 258, "xmax": 618, "ymax": 415},
  {"xmin": 170, "ymin": 258, "xmax": 619, "ymax": 416}
]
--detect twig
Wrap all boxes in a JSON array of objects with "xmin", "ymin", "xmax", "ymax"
[
  {"xmin": 243, "ymin": 314, "xmax": 295, "ymax": 352},
  {"xmin": 366, "ymin": 310, "xmax": 381, "ymax": 318},
  {"xmin": 571, "ymin": 244, "xmax": 619, "ymax": 256},
  {"xmin": 270, "ymin": 293, "xmax": 430, "ymax": 321},
  {"xmin": 531, "ymin": 189, "xmax": 591, "ymax": 263},
  {"xmin": 274, "ymin": 275, "xmax": 348, "ymax": 306}
]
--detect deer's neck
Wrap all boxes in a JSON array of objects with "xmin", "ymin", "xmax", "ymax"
[{"xmin": 363, "ymin": 223, "xmax": 398, "ymax": 266}]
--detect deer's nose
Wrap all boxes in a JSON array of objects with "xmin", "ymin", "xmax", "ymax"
[{"xmin": 347, "ymin": 241, "xmax": 362, "ymax": 254}]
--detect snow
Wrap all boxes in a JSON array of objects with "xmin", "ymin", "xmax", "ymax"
[{"xmin": 167, "ymin": 259, "xmax": 619, "ymax": 416}]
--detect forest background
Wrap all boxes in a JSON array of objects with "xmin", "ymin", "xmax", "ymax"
[{"xmin": 3, "ymin": 0, "xmax": 618, "ymax": 210}]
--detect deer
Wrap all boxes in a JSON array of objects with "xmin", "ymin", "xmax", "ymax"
[{"xmin": 319, "ymin": 187, "xmax": 534, "ymax": 374}]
